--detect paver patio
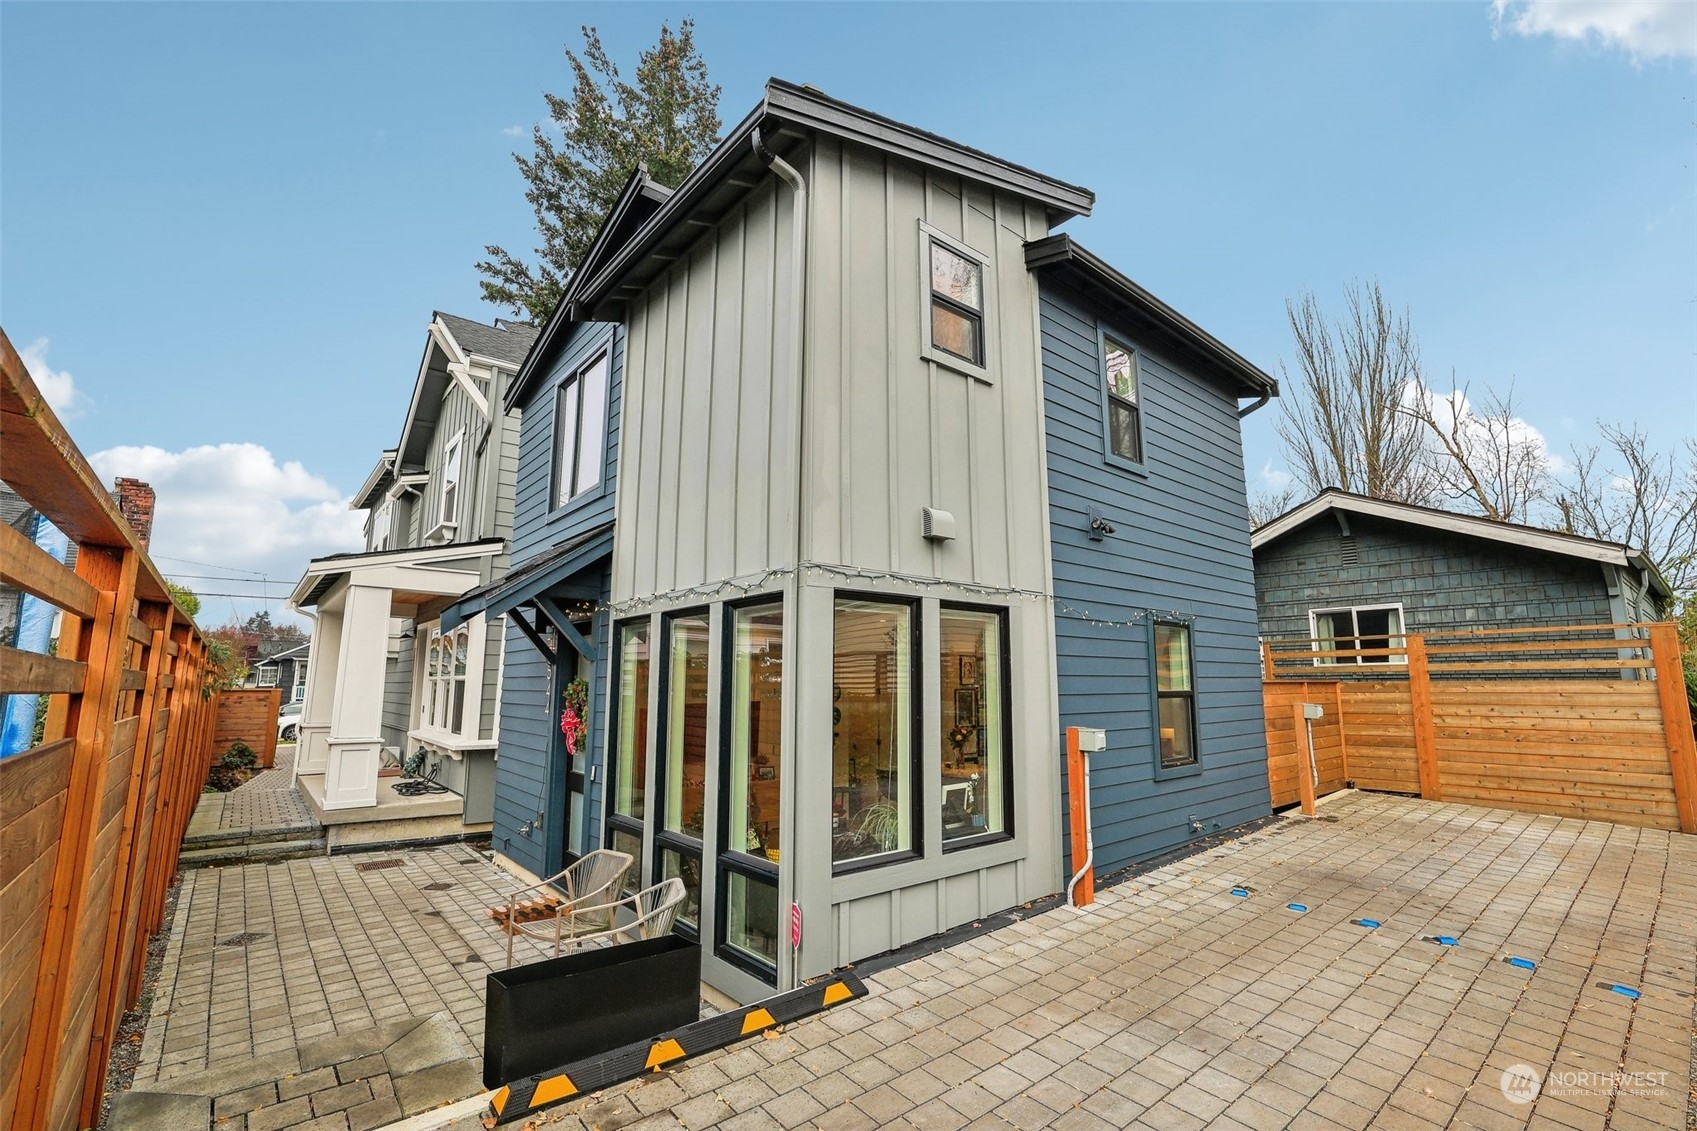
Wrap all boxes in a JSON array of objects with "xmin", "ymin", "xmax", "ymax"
[{"xmin": 114, "ymin": 792, "xmax": 1695, "ymax": 1130}]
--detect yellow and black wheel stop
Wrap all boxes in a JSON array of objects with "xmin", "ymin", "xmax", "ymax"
[{"xmin": 487, "ymin": 972, "xmax": 868, "ymax": 1124}]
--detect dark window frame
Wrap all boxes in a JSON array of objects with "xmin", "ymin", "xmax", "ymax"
[
  {"xmin": 938, "ymin": 602, "xmax": 1015, "ymax": 853},
  {"xmin": 551, "ymin": 348, "xmax": 611, "ymax": 512},
  {"xmin": 1096, "ymin": 324, "xmax": 1147, "ymax": 474},
  {"xmin": 713, "ymin": 594, "xmax": 785, "ymax": 983},
  {"xmin": 653, "ymin": 606, "xmax": 711, "ymax": 940},
  {"xmin": 1150, "ymin": 616, "xmax": 1201, "ymax": 780},
  {"xmin": 602, "ymin": 616, "xmax": 650, "ymax": 893},
  {"xmin": 830, "ymin": 591, "xmax": 925, "ymax": 877}
]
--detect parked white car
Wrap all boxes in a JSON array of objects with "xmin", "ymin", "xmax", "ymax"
[{"xmin": 277, "ymin": 700, "xmax": 303, "ymax": 743}]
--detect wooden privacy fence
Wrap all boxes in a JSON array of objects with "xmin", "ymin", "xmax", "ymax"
[
  {"xmin": 0, "ymin": 326, "xmax": 217, "ymax": 1131},
  {"xmin": 211, "ymin": 688, "xmax": 280, "ymax": 769},
  {"xmin": 1261, "ymin": 622, "xmax": 1697, "ymax": 834}
]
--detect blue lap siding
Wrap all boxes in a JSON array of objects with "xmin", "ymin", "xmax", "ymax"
[
  {"xmin": 491, "ymin": 320, "xmax": 621, "ymax": 878},
  {"xmin": 1039, "ymin": 282, "xmax": 1271, "ymax": 875}
]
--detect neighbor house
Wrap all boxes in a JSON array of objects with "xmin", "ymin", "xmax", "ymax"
[
  {"xmin": 1252, "ymin": 490, "xmax": 1672, "ymax": 664},
  {"xmin": 246, "ymin": 639, "xmax": 309, "ymax": 703},
  {"xmin": 289, "ymin": 312, "xmax": 536, "ymax": 845},
  {"xmin": 443, "ymin": 80, "xmax": 1277, "ymax": 1004}
]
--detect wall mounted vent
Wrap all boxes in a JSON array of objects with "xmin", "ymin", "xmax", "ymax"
[
  {"xmin": 1339, "ymin": 536, "xmax": 1359, "ymax": 566},
  {"xmin": 922, "ymin": 507, "xmax": 956, "ymax": 541}
]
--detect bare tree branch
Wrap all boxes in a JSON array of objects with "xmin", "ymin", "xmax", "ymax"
[
  {"xmin": 1557, "ymin": 425, "xmax": 1697, "ymax": 594},
  {"xmin": 1406, "ymin": 377, "xmax": 1550, "ymax": 523}
]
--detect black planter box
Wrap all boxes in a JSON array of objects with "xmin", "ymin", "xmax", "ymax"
[{"xmin": 483, "ymin": 935, "xmax": 700, "ymax": 1088}]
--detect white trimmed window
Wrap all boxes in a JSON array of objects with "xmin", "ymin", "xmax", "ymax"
[
  {"xmin": 555, "ymin": 352, "xmax": 608, "ymax": 507},
  {"xmin": 1310, "ymin": 604, "xmax": 1406, "ymax": 665},
  {"xmin": 919, "ymin": 224, "xmax": 991, "ymax": 381},
  {"xmin": 256, "ymin": 665, "xmax": 279, "ymax": 688},
  {"xmin": 440, "ymin": 431, "xmax": 463, "ymax": 526},
  {"xmin": 372, "ymin": 499, "xmax": 393, "ymax": 551},
  {"xmin": 422, "ymin": 624, "xmax": 470, "ymax": 733}
]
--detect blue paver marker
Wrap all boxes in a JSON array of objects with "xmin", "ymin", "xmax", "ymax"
[
  {"xmin": 1287, "ymin": 903, "xmax": 1307, "ymax": 913},
  {"xmin": 1352, "ymin": 918, "xmax": 1381, "ymax": 929},
  {"xmin": 1504, "ymin": 956, "xmax": 1537, "ymax": 971},
  {"xmin": 1426, "ymin": 935, "xmax": 1459, "ymax": 946},
  {"xmin": 1229, "ymin": 887, "xmax": 1251, "ymax": 898},
  {"xmin": 1606, "ymin": 984, "xmax": 1641, "ymax": 1000}
]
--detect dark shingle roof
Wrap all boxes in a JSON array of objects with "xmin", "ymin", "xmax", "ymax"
[{"xmin": 434, "ymin": 313, "xmax": 539, "ymax": 367}]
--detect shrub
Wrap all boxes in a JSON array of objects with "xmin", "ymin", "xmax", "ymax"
[{"xmin": 220, "ymin": 741, "xmax": 258, "ymax": 770}]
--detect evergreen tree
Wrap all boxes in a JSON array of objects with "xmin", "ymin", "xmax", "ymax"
[{"xmin": 477, "ymin": 21, "xmax": 722, "ymax": 323}]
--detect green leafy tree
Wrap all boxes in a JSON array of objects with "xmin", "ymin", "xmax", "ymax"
[
  {"xmin": 477, "ymin": 21, "xmax": 722, "ymax": 322},
  {"xmin": 167, "ymin": 581, "xmax": 201, "ymax": 619}
]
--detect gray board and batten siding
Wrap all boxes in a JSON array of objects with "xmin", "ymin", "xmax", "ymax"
[
  {"xmin": 1253, "ymin": 513, "xmax": 1625, "ymax": 645},
  {"xmin": 1038, "ymin": 277, "xmax": 1273, "ymax": 875},
  {"xmin": 491, "ymin": 318, "xmax": 622, "ymax": 880}
]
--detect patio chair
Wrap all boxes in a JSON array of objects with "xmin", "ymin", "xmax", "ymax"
[
  {"xmin": 498, "ymin": 848, "xmax": 635, "ymax": 967},
  {"xmin": 554, "ymin": 877, "xmax": 688, "ymax": 956}
]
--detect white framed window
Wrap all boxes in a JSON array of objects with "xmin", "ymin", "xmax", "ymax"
[
  {"xmin": 440, "ymin": 430, "xmax": 464, "ymax": 526},
  {"xmin": 554, "ymin": 352, "xmax": 609, "ymax": 507},
  {"xmin": 1310, "ymin": 604, "xmax": 1407, "ymax": 665},
  {"xmin": 372, "ymin": 499, "xmax": 393, "ymax": 551},
  {"xmin": 918, "ymin": 223, "xmax": 991, "ymax": 381},
  {"xmin": 255, "ymin": 665, "xmax": 279, "ymax": 688},
  {"xmin": 421, "ymin": 624, "xmax": 471, "ymax": 733},
  {"xmin": 292, "ymin": 663, "xmax": 307, "ymax": 703}
]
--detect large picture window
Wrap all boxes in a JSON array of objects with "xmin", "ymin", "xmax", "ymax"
[
  {"xmin": 607, "ymin": 620, "xmax": 650, "ymax": 894},
  {"xmin": 1311, "ymin": 604, "xmax": 1406, "ymax": 665},
  {"xmin": 938, "ymin": 606, "xmax": 1010, "ymax": 846},
  {"xmin": 656, "ymin": 611, "xmax": 709, "ymax": 929},
  {"xmin": 554, "ymin": 352, "xmax": 608, "ymax": 507},
  {"xmin": 720, "ymin": 601, "xmax": 783, "ymax": 976},
  {"xmin": 1154, "ymin": 621, "xmax": 1197, "ymax": 771},
  {"xmin": 1102, "ymin": 334, "xmax": 1143, "ymax": 464},
  {"xmin": 830, "ymin": 598, "xmax": 917, "ymax": 869}
]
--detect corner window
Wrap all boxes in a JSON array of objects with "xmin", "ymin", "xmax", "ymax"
[
  {"xmin": 1103, "ymin": 334, "xmax": 1143, "ymax": 464},
  {"xmin": 1154, "ymin": 621, "xmax": 1197, "ymax": 771},
  {"xmin": 656, "ymin": 610, "xmax": 709, "ymax": 931},
  {"xmin": 939, "ymin": 606, "xmax": 1010, "ymax": 846},
  {"xmin": 554, "ymin": 352, "xmax": 608, "ymax": 507},
  {"xmin": 440, "ymin": 431, "xmax": 463, "ymax": 525},
  {"xmin": 607, "ymin": 619, "xmax": 649, "ymax": 894},
  {"xmin": 1311, "ymin": 604, "xmax": 1406, "ymax": 665},
  {"xmin": 831, "ymin": 597, "xmax": 917, "ymax": 870},
  {"xmin": 720, "ymin": 600, "xmax": 783, "ymax": 977}
]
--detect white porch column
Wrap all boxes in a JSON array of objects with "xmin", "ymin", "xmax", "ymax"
[
  {"xmin": 296, "ymin": 609, "xmax": 342, "ymax": 777},
  {"xmin": 323, "ymin": 582, "xmax": 391, "ymax": 810}
]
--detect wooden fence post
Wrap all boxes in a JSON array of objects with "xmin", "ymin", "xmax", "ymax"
[
  {"xmin": 1648, "ymin": 623, "xmax": 1697, "ymax": 834},
  {"xmin": 1406, "ymin": 634, "xmax": 1442, "ymax": 802},
  {"xmin": 1292, "ymin": 703, "xmax": 1317, "ymax": 816},
  {"xmin": 1332, "ymin": 682, "xmax": 1349, "ymax": 785}
]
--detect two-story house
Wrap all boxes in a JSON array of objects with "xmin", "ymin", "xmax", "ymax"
[
  {"xmin": 444, "ymin": 81, "xmax": 1276, "ymax": 1004},
  {"xmin": 289, "ymin": 313, "xmax": 536, "ymax": 846}
]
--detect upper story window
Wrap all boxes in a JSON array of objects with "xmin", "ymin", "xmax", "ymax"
[
  {"xmin": 919, "ymin": 225, "xmax": 991, "ymax": 381},
  {"xmin": 1103, "ymin": 334, "xmax": 1144, "ymax": 464},
  {"xmin": 371, "ymin": 499, "xmax": 393, "ymax": 552},
  {"xmin": 1311, "ymin": 604, "xmax": 1406, "ymax": 665},
  {"xmin": 555, "ymin": 352, "xmax": 609, "ymax": 508},
  {"xmin": 440, "ymin": 431, "xmax": 464, "ymax": 526}
]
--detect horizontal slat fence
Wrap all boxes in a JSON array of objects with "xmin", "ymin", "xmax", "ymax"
[
  {"xmin": 1261, "ymin": 622, "xmax": 1697, "ymax": 833},
  {"xmin": 211, "ymin": 688, "xmax": 280, "ymax": 769},
  {"xmin": 0, "ymin": 324, "xmax": 216, "ymax": 1131},
  {"xmin": 1262, "ymin": 681, "xmax": 1347, "ymax": 807}
]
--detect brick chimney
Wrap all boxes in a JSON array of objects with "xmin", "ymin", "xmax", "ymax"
[{"xmin": 112, "ymin": 478, "xmax": 156, "ymax": 549}]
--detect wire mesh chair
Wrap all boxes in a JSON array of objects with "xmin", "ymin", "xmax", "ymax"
[{"xmin": 499, "ymin": 848, "xmax": 635, "ymax": 968}]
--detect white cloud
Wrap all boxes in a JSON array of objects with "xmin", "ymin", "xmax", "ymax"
[
  {"xmin": 89, "ymin": 442, "xmax": 365, "ymax": 626},
  {"xmin": 20, "ymin": 338, "xmax": 90, "ymax": 419},
  {"xmin": 500, "ymin": 124, "xmax": 524, "ymax": 137},
  {"xmin": 1409, "ymin": 382, "xmax": 1567, "ymax": 475},
  {"xmin": 1491, "ymin": 1, "xmax": 1697, "ymax": 61},
  {"xmin": 1260, "ymin": 461, "xmax": 1294, "ymax": 491}
]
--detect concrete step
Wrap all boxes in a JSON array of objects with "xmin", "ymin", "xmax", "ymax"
[
  {"xmin": 182, "ymin": 823, "xmax": 320, "ymax": 850},
  {"xmin": 178, "ymin": 837, "xmax": 326, "ymax": 868}
]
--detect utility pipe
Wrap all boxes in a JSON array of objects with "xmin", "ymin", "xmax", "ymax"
[
  {"xmin": 1065, "ymin": 727, "xmax": 1097, "ymax": 906},
  {"xmin": 754, "ymin": 123, "xmax": 809, "ymax": 987},
  {"xmin": 1236, "ymin": 390, "xmax": 1272, "ymax": 418}
]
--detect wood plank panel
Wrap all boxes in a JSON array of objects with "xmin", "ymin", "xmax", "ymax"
[
  {"xmin": 0, "ymin": 523, "xmax": 97, "ymax": 618},
  {"xmin": 0, "ymin": 648, "xmax": 88, "ymax": 695}
]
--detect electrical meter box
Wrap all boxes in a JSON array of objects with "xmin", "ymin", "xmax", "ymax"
[
  {"xmin": 1073, "ymin": 727, "xmax": 1107, "ymax": 752},
  {"xmin": 1302, "ymin": 703, "xmax": 1325, "ymax": 720}
]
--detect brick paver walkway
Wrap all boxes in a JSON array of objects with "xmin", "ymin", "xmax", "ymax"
[
  {"xmin": 122, "ymin": 793, "xmax": 1695, "ymax": 1130},
  {"xmin": 219, "ymin": 745, "xmax": 315, "ymax": 831}
]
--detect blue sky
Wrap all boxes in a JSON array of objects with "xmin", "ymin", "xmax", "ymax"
[{"xmin": 4, "ymin": 2, "xmax": 1693, "ymax": 625}]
